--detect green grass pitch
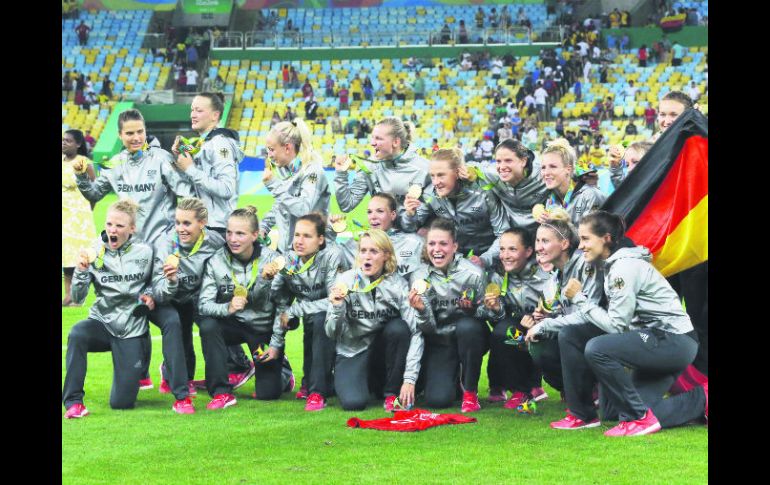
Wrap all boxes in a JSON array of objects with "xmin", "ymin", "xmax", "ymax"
[{"xmin": 62, "ymin": 195, "xmax": 707, "ymax": 485}]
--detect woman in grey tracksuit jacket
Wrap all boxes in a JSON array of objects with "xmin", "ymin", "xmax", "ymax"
[
  {"xmin": 197, "ymin": 207, "xmax": 287, "ymax": 405},
  {"xmin": 151, "ymin": 198, "xmax": 224, "ymax": 402},
  {"xmin": 76, "ymin": 109, "xmax": 191, "ymax": 247},
  {"xmin": 325, "ymin": 229, "xmax": 427, "ymax": 411},
  {"xmin": 63, "ymin": 200, "xmax": 154, "ymax": 416},
  {"xmin": 333, "ymin": 117, "xmax": 430, "ymax": 218},
  {"xmin": 407, "ymin": 218, "xmax": 488, "ymax": 411},
  {"xmin": 259, "ymin": 118, "xmax": 331, "ymax": 254},
  {"xmin": 269, "ymin": 214, "xmax": 344, "ymax": 406},
  {"xmin": 545, "ymin": 211, "xmax": 706, "ymax": 435}
]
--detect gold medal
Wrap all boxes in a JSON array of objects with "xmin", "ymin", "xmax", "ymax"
[
  {"xmin": 165, "ymin": 254, "xmax": 180, "ymax": 268},
  {"xmin": 548, "ymin": 207, "xmax": 570, "ymax": 222},
  {"xmin": 486, "ymin": 283, "xmax": 501, "ymax": 297},
  {"xmin": 84, "ymin": 247, "xmax": 97, "ymax": 263},
  {"xmin": 532, "ymin": 204, "xmax": 546, "ymax": 220},
  {"xmin": 332, "ymin": 220, "xmax": 347, "ymax": 233},
  {"xmin": 412, "ymin": 279, "xmax": 429, "ymax": 295},
  {"xmin": 233, "ymin": 286, "xmax": 248, "ymax": 298},
  {"xmin": 334, "ymin": 282, "xmax": 349, "ymax": 296},
  {"xmin": 466, "ymin": 167, "xmax": 478, "ymax": 182},
  {"xmin": 272, "ymin": 256, "xmax": 286, "ymax": 271},
  {"xmin": 267, "ymin": 229, "xmax": 280, "ymax": 251},
  {"xmin": 406, "ymin": 184, "xmax": 422, "ymax": 199}
]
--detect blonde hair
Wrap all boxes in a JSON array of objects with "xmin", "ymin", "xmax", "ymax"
[
  {"xmin": 356, "ymin": 229, "xmax": 397, "ymax": 276},
  {"xmin": 177, "ymin": 197, "xmax": 208, "ymax": 222},
  {"xmin": 375, "ymin": 116, "xmax": 414, "ymax": 149},
  {"xmin": 269, "ymin": 118, "xmax": 322, "ymax": 167},
  {"xmin": 229, "ymin": 205, "xmax": 259, "ymax": 232},
  {"xmin": 541, "ymin": 138, "xmax": 577, "ymax": 170},
  {"xmin": 431, "ymin": 147, "xmax": 464, "ymax": 169},
  {"xmin": 109, "ymin": 198, "xmax": 140, "ymax": 224}
]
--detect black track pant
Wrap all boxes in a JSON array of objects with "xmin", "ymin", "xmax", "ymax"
[
  {"xmin": 63, "ymin": 319, "xmax": 148, "ymax": 410},
  {"xmin": 302, "ymin": 312, "xmax": 336, "ymax": 397},
  {"xmin": 529, "ymin": 333, "xmax": 563, "ymax": 392},
  {"xmin": 333, "ymin": 318, "xmax": 410, "ymax": 411},
  {"xmin": 419, "ymin": 317, "xmax": 488, "ymax": 407},
  {"xmin": 140, "ymin": 303, "xmax": 191, "ymax": 400},
  {"xmin": 585, "ymin": 328, "xmax": 706, "ymax": 427},
  {"xmin": 197, "ymin": 316, "xmax": 283, "ymax": 400},
  {"xmin": 676, "ymin": 262, "xmax": 708, "ymax": 375},
  {"xmin": 488, "ymin": 317, "xmax": 540, "ymax": 394}
]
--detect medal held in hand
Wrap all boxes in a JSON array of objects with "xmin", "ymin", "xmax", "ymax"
[
  {"xmin": 406, "ymin": 184, "xmax": 422, "ymax": 199},
  {"xmin": 165, "ymin": 254, "xmax": 180, "ymax": 269},
  {"xmin": 333, "ymin": 282, "xmax": 349, "ymax": 297},
  {"xmin": 272, "ymin": 255, "xmax": 286, "ymax": 272},
  {"xmin": 178, "ymin": 136, "xmax": 202, "ymax": 156},
  {"xmin": 233, "ymin": 286, "xmax": 248, "ymax": 298},
  {"xmin": 412, "ymin": 279, "xmax": 429, "ymax": 295},
  {"xmin": 332, "ymin": 218, "xmax": 347, "ymax": 234},
  {"xmin": 485, "ymin": 283, "xmax": 501, "ymax": 298}
]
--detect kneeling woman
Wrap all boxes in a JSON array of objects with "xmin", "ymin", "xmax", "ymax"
[
  {"xmin": 548, "ymin": 211, "xmax": 706, "ymax": 436},
  {"xmin": 151, "ymin": 197, "xmax": 225, "ymax": 414},
  {"xmin": 268, "ymin": 213, "xmax": 343, "ymax": 411},
  {"xmin": 197, "ymin": 206, "xmax": 287, "ymax": 410},
  {"xmin": 63, "ymin": 199, "xmax": 155, "ymax": 418},
  {"xmin": 325, "ymin": 229, "xmax": 426, "ymax": 411},
  {"xmin": 408, "ymin": 218, "xmax": 487, "ymax": 412}
]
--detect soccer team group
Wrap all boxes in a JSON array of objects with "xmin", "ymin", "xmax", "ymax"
[{"xmin": 62, "ymin": 89, "xmax": 708, "ymax": 438}]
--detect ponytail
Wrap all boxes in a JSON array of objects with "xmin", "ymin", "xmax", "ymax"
[{"xmin": 270, "ymin": 118, "xmax": 322, "ymax": 167}]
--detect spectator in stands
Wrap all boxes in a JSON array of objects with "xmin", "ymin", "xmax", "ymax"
[
  {"xmin": 305, "ymin": 97, "xmax": 318, "ymax": 121},
  {"xmin": 603, "ymin": 96, "xmax": 614, "ymax": 121},
  {"xmin": 290, "ymin": 67, "xmax": 300, "ymax": 89},
  {"xmin": 480, "ymin": 134, "xmax": 495, "ymax": 160},
  {"xmin": 330, "ymin": 111, "xmax": 343, "ymax": 134},
  {"xmin": 671, "ymin": 40, "xmax": 685, "ymax": 67},
  {"xmin": 302, "ymin": 79, "xmax": 314, "ymax": 102},
  {"xmin": 491, "ymin": 57, "xmax": 504, "ymax": 80},
  {"xmin": 625, "ymin": 120, "xmax": 639, "ymax": 136},
  {"xmin": 621, "ymin": 10, "xmax": 630, "ymax": 27},
  {"xmin": 686, "ymin": 7, "xmax": 699, "ymax": 26},
  {"xmin": 62, "ymin": 71, "xmax": 72, "ymax": 100},
  {"xmin": 363, "ymin": 76, "xmax": 374, "ymax": 101},
  {"xmin": 395, "ymin": 79, "xmax": 407, "ymax": 101},
  {"xmin": 686, "ymin": 82, "xmax": 701, "ymax": 103},
  {"xmin": 574, "ymin": 79, "xmax": 582, "ymax": 101},
  {"xmin": 186, "ymin": 66, "xmax": 198, "ymax": 93},
  {"xmin": 534, "ymin": 83, "xmax": 549, "ymax": 121},
  {"xmin": 270, "ymin": 111, "xmax": 282, "ymax": 128},
  {"xmin": 186, "ymin": 44, "xmax": 198, "ymax": 70},
  {"xmin": 284, "ymin": 106, "xmax": 296, "ymax": 122},
  {"xmin": 475, "ymin": 7, "xmax": 485, "ymax": 28},
  {"xmin": 383, "ymin": 78, "xmax": 393, "ymax": 100},
  {"xmin": 350, "ymin": 75, "xmax": 363, "ymax": 102},
  {"xmin": 620, "ymin": 34, "xmax": 629, "ymax": 53},
  {"xmin": 212, "ymin": 74, "xmax": 224, "ymax": 91},
  {"xmin": 644, "ymin": 105, "xmax": 656, "ymax": 131},
  {"xmin": 609, "ymin": 8, "xmax": 621, "ymax": 28},
  {"xmin": 458, "ymin": 20, "xmax": 469, "ymax": 44},
  {"xmin": 201, "ymin": 73, "xmax": 212, "ymax": 93},
  {"xmin": 523, "ymin": 124, "xmax": 538, "ymax": 151},
  {"xmin": 357, "ymin": 118, "xmax": 372, "ymax": 139},
  {"xmin": 500, "ymin": 5, "xmax": 511, "ymax": 29},
  {"xmin": 498, "ymin": 122, "xmax": 513, "ymax": 143},
  {"xmin": 489, "ymin": 7, "xmax": 498, "ymax": 28},
  {"xmin": 338, "ymin": 85, "xmax": 349, "ymax": 111},
  {"xmin": 437, "ymin": 64, "xmax": 448, "ymax": 90},
  {"xmin": 638, "ymin": 44, "xmax": 649, "ymax": 67},
  {"xmin": 411, "ymin": 72, "xmax": 425, "ymax": 101},
  {"xmin": 440, "ymin": 23, "xmax": 451, "ymax": 44},
  {"xmin": 176, "ymin": 64, "xmax": 186, "ymax": 91},
  {"xmin": 75, "ymin": 20, "xmax": 91, "ymax": 46},
  {"xmin": 325, "ymin": 76, "xmax": 335, "ymax": 97},
  {"xmin": 524, "ymin": 90, "xmax": 536, "ymax": 112},
  {"xmin": 583, "ymin": 58, "xmax": 593, "ymax": 84},
  {"xmin": 282, "ymin": 65, "xmax": 290, "ymax": 89},
  {"xmin": 624, "ymin": 80, "xmax": 638, "ymax": 98}
]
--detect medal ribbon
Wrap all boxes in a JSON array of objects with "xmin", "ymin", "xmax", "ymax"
[
  {"xmin": 546, "ymin": 180, "xmax": 576, "ymax": 210},
  {"xmin": 351, "ymin": 274, "xmax": 385, "ymax": 293},
  {"xmin": 228, "ymin": 254, "xmax": 260, "ymax": 290},
  {"xmin": 172, "ymin": 229, "xmax": 205, "ymax": 259},
  {"xmin": 94, "ymin": 246, "xmax": 106, "ymax": 269},
  {"xmin": 284, "ymin": 254, "xmax": 316, "ymax": 276}
]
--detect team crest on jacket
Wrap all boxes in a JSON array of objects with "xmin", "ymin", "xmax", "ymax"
[
  {"xmin": 219, "ymin": 148, "xmax": 229, "ymax": 159},
  {"xmin": 611, "ymin": 277, "xmax": 625, "ymax": 290},
  {"xmin": 308, "ymin": 173, "xmax": 318, "ymax": 184},
  {"xmin": 584, "ymin": 265, "xmax": 595, "ymax": 277},
  {"xmin": 134, "ymin": 258, "xmax": 149, "ymax": 268}
]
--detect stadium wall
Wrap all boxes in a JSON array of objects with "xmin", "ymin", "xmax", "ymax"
[{"xmin": 604, "ymin": 26, "xmax": 707, "ymax": 47}]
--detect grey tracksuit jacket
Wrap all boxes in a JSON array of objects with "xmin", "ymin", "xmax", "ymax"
[
  {"xmin": 324, "ymin": 269, "xmax": 426, "ymax": 384},
  {"xmin": 610, "ymin": 164, "xmax": 626, "ymax": 189},
  {"xmin": 270, "ymin": 245, "xmax": 344, "ymax": 319},
  {"xmin": 399, "ymin": 182, "xmax": 508, "ymax": 256},
  {"xmin": 182, "ymin": 129, "xmax": 244, "ymax": 230},
  {"xmin": 545, "ymin": 183, "xmax": 607, "ymax": 226},
  {"xmin": 151, "ymin": 229, "xmax": 225, "ymax": 305},
  {"xmin": 76, "ymin": 137, "xmax": 191, "ymax": 246},
  {"xmin": 408, "ymin": 255, "xmax": 487, "ymax": 336},
  {"xmin": 570, "ymin": 246, "xmax": 694, "ymax": 335},
  {"xmin": 71, "ymin": 236, "xmax": 154, "ymax": 339},
  {"xmin": 198, "ymin": 244, "xmax": 287, "ymax": 349},
  {"xmin": 336, "ymin": 229, "xmax": 425, "ymax": 278},
  {"xmin": 535, "ymin": 249, "xmax": 605, "ymax": 335},
  {"xmin": 260, "ymin": 161, "xmax": 331, "ymax": 254},
  {"xmin": 334, "ymin": 145, "xmax": 430, "ymax": 215},
  {"xmin": 478, "ymin": 259, "xmax": 551, "ymax": 322}
]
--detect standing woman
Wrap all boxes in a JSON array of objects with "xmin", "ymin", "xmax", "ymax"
[
  {"xmin": 650, "ymin": 90, "xmax": 694, "ymax": 143},
  {"xmin": 333, "ymin": 193, "xmax": 424, "ymax": 279},
  {"xmin": 538, "ymin": 138, "xmax": 606, "ymax": 227},
  {"xmin": 481, "ymin": 227, "xmax": 550, "ymax": 408},
  {"xmin": 63, "ymin": 200, "xmax": 155, "ymax": 418},
  {"xmin": 325, "ymin": 229, "xmax": 426, "ymax": 411},
  {"xmin": 522, "ymin": 214, "xmax": 603, "ymax": 396},
  {"xmin": 151, "ymin": 197, "xmax": 225, "ymax": 413},
  {"xmin": 196, "ymin": 206, "xmax": 287, "ymax": 410},
  {"xmin": 547, "ymin": 211, "xmax": 706, "ymax": 435},
  {"xmin": 62, "ymin": 129, "xmax": 97, "ymax": 306},
  {"xmin": 259, "ymin": 118, "xmax": 330, "ymax": 254},
  {"xmin": 401, "ymin": 148, "xmax": 508, "ymax": 262},
  {"xmin": 407, "ymin": 218, "xmax": 487, "ymax": 413},
  {"xmin": 268, "ymin": 213, "xmax": 343, "ymax": 410},
  {"xmin": 333, "ymin": 116, "xmax": 430, "ymax": 217}
]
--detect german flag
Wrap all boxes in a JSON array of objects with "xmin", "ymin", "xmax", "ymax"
[
  {"xmin": 659, "ymin": 13, "xmax": 687, "ymax": 32},
  {"xmin": 602, "ymin": 109, "xmax": 708, "ymax": 277}
]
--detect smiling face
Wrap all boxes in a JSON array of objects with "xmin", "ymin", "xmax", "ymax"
[
  {"xmin": 265, "ymin": 132, "xmax": 296, "ymax": 167},
  {"xmin": 535, "ymin": 225, "xmax": 570, "ymax": 266},
  {"xmin": 370, "ymin": 124, "xmax": 400, "ymax": 160},
  {"xmin": 367, "ymin": 196, "xmax": 396, "ymax": 230},
  {"xmin": 657, "ymin": 99, "xmax": 686, "ymax": 132},
  {"xmin": 495, "ymin": 147, "xmax": 528, "ymax": 184},
  {"xmin": 499, "ymin": 232, "xmax": 533, "ymax": 273},
  {"xmin": 105, "ymin": 210, "xmax": 135, "ymax": 250},
  {"xmin": 430, "ymin": 159, "xmax": 459, "ymax": 197},
  {"xmin": 175, "ymin": 209, "xmax": 206, "ymax": 246},
  {"xmin": 426, "ymin": 228, "xmax": 457, "ymax": 270},
  {"xmin": 540, "ymin": 151, "xmax": 572, "ymax": 191},
  {"xmin": 578, "ymin": 223, "xmax": 612, "ymax": 263},
  {"xmin": 358, "ymin": 236, "xmax": 387, "ymax": 277},
  {"xmin": 226, "ymin": 216, "xmax": 258, "ymax": 258},
  {"xmin": 293, "ymin": 219, "xmax": 323, "ymax": 258},
  {"xmin": 118, "ymin": 119, "xmax": 146, "ymax": 154},
  {"xmin": 191, "ymin": 95, "xmax": 220, "ymax": 134}
]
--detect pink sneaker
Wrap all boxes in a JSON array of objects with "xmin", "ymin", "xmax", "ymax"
[
  {"xmin": 228, "ymin": 361, "xmax": 255, "ymax": 390},
  {"xmin": 172, "ymin": 397, "xmax": 195, "ymax": 415},
  {"xmin": 158, "ymin": 364, "xmax": 171, "ymax": 393},
  {"xmin": 461, "ymin": 391, "xmax": 481, "ymax": 413},
  {"xmin": 64, "ymin": 403, "xmax": 89, "ymax": 419},
  {"xmin": 206, "ymin": 393, "xmax": 237, "ymax": 410},
  {"xmin": 286, "ymin": 373, "xmax": 296, "ymax": 393},
  {"xmin": 305, "ymin": 393, "xmax": 326, "ymax": 411},
  {"xmin": 605, "ymin": 409, "xmax": 661, "ymax": 437},
  {"xmin": 550, "ymin": 411, "xmax": 601, "ymax": 430},
  {"xmin": 531, "ymin": 386, "xmax": 549, "ymax": 402},
  {"xmin": 295, "ymin": 385, "xmax": 309, "ymax": 400},
  {"xmin": 139, "ymin": 377, "xmax": 153, "ymax": 390},
  {"xmin": 188, "ymin": 381, "xmax": 197, "ymax": 397},
  {"xmin": 487, "ymin": 387, "xmax": 508, "ymax": 403},
  {"xmin": 504, "ymin": 391, "xmax": 529, "ymax": 410},
  {"xmin": 383, "ymin": 395, "xmax": 398, "ymax": 412}
]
